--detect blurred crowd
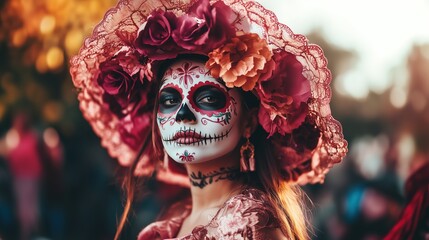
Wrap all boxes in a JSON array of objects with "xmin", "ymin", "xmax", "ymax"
[{"xmin": 306, "ymin": 135, "xmax": 413, "ymax": 240}]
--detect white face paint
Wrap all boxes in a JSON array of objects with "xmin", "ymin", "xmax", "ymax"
[{"xmin": 157, "ymin": 59, "xmax": 243, "ymax": 164}]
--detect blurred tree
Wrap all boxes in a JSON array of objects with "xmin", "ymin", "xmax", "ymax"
[{"xmin": 0, "ymin": 0, "xmax": 116, "ymax": 133}]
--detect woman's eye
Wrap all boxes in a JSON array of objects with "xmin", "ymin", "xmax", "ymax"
[
  {"xmin": 198, "ymin": 95, "xmax": 218, "ymax": 104},
  {"xmin": 158, "ymin": 87, "xmax": 182, "ymax": 113},
  {"xmin": 193, "ymin": 86, "xmax": 226, "ymax": 110},
  {"xmin": 160, "ymin": 96, "xmax": 181, "ymax": 107},
  {"xmin": 160, "ymin": 96, "xmax": 182, "ymax": 108}
]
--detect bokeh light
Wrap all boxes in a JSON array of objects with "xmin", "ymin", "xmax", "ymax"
[
  {"xmin": 0, "ymin": 0, "xmax": 117, "ymax": 123},
  {"xmin": 43, "ymin": 127, "xmax": 60, "ymax": 148},
  {"xmin": 46, "ymin": 47, "xmax": 64, "ymax": 71},
  {"xmin": 39, "ymin": 15, "xmax": 56, "ymax": 34}
]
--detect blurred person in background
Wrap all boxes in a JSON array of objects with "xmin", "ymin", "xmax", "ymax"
[
  {"xmin": 4, "ymin": 108, "xmax": 64, "ymax": 240},
  {"xmin": 384, "ymin": 132, "xmax": 429, "ymax": 240},
  {"xmin": 38, "ymin": 127, "xmax": 64, "ymax": 240},
  {"xmin": 5, "ymin": 110, "xmax": 43, "ymax": 240},
  {"xmin": 309, "ymin": 135, "xmax": 404, "ymax": 240}
]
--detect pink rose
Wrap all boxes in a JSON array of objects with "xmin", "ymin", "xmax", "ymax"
[
  {"xmin": 172, "ymin": 0, "xmax": 235, "ymax": 52},
  {"xmin": 281, "ymin": 155, "xmax": 312, "ymax": 182},
  {"xmin": 97, "ymin": 50, "xmax": 155, "ymax": 117},
  {"xmin": 118, "ymin": 85, "xmax": 157, "ymax": 149},
  {"xmin": 134, "ymin": 9, "xmax": 179, "ymax": 60},
  {"xmin": 270, "ymin": 134, "xmax": 314, "ymax": 182},
  {"xmin": 258, "ymin": 108, "xmax": 285, "ymax": 137},
  {"xmin": 257, "ymin": 51, "xmax": 311, "ymax": 137},
  {"xmin": 116, "ymin": 47, "xmax": 153, "ymax": 81},
  {"xmin": 292, "ymin": 119, "xmax": 321, "ymax": 152},
  {"xmin": 98, "ymin": 58, "xmax": 139, "ymax": 116},
  {"xmin": 119, "ymin": 108, "xmax": 152, "ymax": 150}
]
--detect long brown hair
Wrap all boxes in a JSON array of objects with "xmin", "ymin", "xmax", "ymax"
[
  {"xmin": 250, "ymin": 125, "xmax": 311, "ymax": 239},
  {"xmin": 240, "ymin": 88, "xmax": 310, "ymax": 239}
]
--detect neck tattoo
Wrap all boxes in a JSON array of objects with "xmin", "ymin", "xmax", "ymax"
[{"xmin": 189, "ymin": 167, "xmax": 241, "ymax": 189}]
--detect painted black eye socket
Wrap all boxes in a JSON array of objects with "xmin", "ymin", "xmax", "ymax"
[
  {"xmin": 158, "ymin": 88, "xmax": 182, "ymax": 113},
  {"xmin": 193, "ymin": 85, "xmax": 226, "ymax": 110}
]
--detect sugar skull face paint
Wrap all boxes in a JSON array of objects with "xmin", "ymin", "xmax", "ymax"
[{"xmin": 157, "ymin": 59, "xmax": 243, "ymax": 164}]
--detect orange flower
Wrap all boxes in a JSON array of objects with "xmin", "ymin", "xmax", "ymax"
[{"xmin": 206, "ymin": 32, "xmax": 274, "ymax": 91}]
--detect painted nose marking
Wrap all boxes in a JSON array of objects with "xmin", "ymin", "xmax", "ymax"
[{"xmin": 175, "ymin": 103, "xmax": 196, "ymax": 122}]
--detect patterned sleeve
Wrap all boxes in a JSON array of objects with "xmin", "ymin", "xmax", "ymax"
[
  {"xmin": 192, "ymin": 188, "xmax": 285, "ymax": 239},
  {"xmin": 138, "ymin": 198, "xmax": 192, "ymax": 240}
]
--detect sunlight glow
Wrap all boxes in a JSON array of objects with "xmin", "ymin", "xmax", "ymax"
[{"xmin": 258, "ymin": 0, "xmax": 429, "ymax": 99}]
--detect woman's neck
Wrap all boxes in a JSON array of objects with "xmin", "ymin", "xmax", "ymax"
[{"xmin": 185, "ymin": 153, "xmax": 244, "ymax": 213}]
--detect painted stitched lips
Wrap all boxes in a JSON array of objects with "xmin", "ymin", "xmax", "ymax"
[{"xmin": 163, "ymin": 127, "xmax": 231, "ymax": 145}]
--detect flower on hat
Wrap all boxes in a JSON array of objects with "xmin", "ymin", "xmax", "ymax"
[
  {"xmin": 206, "ymin": 32, "xmax": 275, "ymax": 91},
  {"xmin": 98, "ymin": 59, "xmax": 139, "ymax": 117},
  {"xmin": 292, "ymin": 119, "xmax": 321, "ymax": 153},
  {"xmin": 134, "ymin": 10, "xmax": 179, "ymax": 60},
  {"xmin": 97, "ymin": 48, "xmax": 153, "ymax": 117},
  {"xmin": 118, "ymin": 78, "xmax": 157, "ymax": 149},
  {"xmin": 116, "ymin": 47, "xmax": 153, "ymax": 81},
  {"xmin": 172, "ymin": 0, "xmax": 235, "ymax": 52},
  {"xmin": 270, "ymin": 121, "xmax": 319, "ymax": 182},
  {"xmin": 119, "ymin": 108, "xmax": 152, "ymax": 150},
  {"xmin": 256, "ymin": 51, "xmax": 311, "ymax": 137}
]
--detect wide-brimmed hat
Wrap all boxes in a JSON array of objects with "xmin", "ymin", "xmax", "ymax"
[{"xmin": 70, "ymin": 0, "xmax": 347, "ymax": 187}]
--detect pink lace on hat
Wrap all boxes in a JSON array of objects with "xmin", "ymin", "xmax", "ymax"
[{"xmin": 70, "ymin": 0, "xmax": 348, "ymax": 186}]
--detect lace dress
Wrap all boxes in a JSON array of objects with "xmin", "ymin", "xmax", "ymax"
[{"xmin": 138, "ymin": 188, "xmax": 282, "ymax": 240}]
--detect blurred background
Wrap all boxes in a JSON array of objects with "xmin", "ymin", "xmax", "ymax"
[{"xmin": 0, "ymin": 0, "xmax": 428, "ymax": 239}]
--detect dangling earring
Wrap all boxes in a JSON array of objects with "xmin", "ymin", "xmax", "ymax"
[{"xmin": 240, "ymin": 130, "xmax": 255, "ymax": 172}]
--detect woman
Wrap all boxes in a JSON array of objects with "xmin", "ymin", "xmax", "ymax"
[{"xmin": 70, "ymin": 0, "xmax": 348, "ymax": 239}]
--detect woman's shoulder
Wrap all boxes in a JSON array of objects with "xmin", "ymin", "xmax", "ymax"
[
  {"xmin": 216, "ymin": 187, "xmax": 280, "ymax": 227},
  {"xmin": 233, "ymin": 187, "xmax": 273, "ymax": 204},
  {"xmin": 137, "ymin": 198, "xmax": 192, "ymax": 240},
  {"xmin": 198, "ymin": 187, "xmax": 282, "ymax": 239}
]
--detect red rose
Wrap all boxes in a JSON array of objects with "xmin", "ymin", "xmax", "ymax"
[
  {"xmin": 117, "ymin": 74, "xmax": 157, "ymax": 149},
  {"xmin": 134, "ymin": 9, "xmax": 179, "ymax": 60},
  {"xmin": 257, "ymin": 51, "xmax": 311, "ymax": 137},
  {"xmin": 172, "ymin": 0, "xmax": 235, "ymax": 52},
  {"xmin": 116, "ymin": 47, "xmax": 153, "ymax": 81},
  {"xmin": 98, "ymin": 58, "xmax": 138, "ymax": 114},
  {"xmin": 270, "ymin": 134, "xmax": 314, "ymax": 182},
  {"xmin": 292, "ymin": 119, "xmax": 321, "ymax": 152},
  {"xmin": 258, "ymin": 106, "xmax": 308, "ymax": 137},
  {"xmin": 118, "ymin": 108, "xmax": 152, "ymax": 150}
]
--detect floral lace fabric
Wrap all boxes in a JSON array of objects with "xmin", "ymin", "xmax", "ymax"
[{"xmin": 138, "ymin": 188, "xmax": 282, "ymax": 240}]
